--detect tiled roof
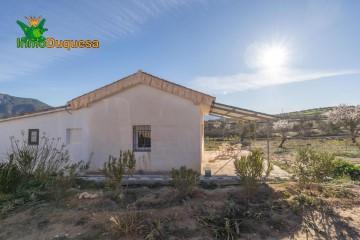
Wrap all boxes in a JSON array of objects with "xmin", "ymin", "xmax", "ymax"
[
  {"xmin": 67, "ymin": 70, "xmax": 216, "ymax": 110},
  {"xmin": 0, "ymin": 106, "xmax": 66, "ymax": 122}
]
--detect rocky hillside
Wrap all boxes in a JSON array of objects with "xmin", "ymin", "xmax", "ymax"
[{"xmin": 0, "ymin": 93, "xmax": 51, "ymax": 117}]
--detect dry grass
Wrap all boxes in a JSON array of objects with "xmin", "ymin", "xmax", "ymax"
[
  {"xmin": 1, "ymin": 138, "xmax": 360, "ymax": 239},
  {"xmin": 0, "ymin": 181, "xmax": 359, "ymax": 240},
  {"xmin": 251, "ymin": 138, "xmax": 360, "ymax": 173}
]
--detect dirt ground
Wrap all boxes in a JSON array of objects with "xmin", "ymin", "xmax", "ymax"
[
  {"xmin": 251, "ymin": 138, "xmax": 360, "ymax": 172},
  {"xmin": 1, "ymin": 182, "xmax": 359, "ymax": 240},
  {"xmin": 203, "ymin": 150, "xmax": 291, "ymax": 179},
  {"xmin": 1, "ymin": 138, "xmax": 359, "ymax": 239}
]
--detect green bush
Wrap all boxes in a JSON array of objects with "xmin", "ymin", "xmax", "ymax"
[
  {"xmin": 1, "ymin": 131, "xmax": 87, "ymax": 199},
  {"xmin": 234, "ymin": 148, "xmax": 265, "ymax": 185},
  {"xmin": 170, "ymin": 166, "xmax": 199, "ymax": 196},
  {"xmin": 333, "ymin": 159, "xmax": 360, "ymax": 181},
  {"xmin": 0, "ymin": 158, "xmax": 22, "ymax": 194},
  {"xmin": 103, "ymin": 150, "xmax": 136, "ymax": 191},
  {"xmin": 293, "ymin": 148, "xmax": 336, "ymax": 187},
  {"xmin": 7, "ymin": 131, "xmax": 84, "ymax": 184}
]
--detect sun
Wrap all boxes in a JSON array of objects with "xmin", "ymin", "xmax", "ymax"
[{"xmin": 259, "ymin": 45, "xmax": 289, "ymax": 69}]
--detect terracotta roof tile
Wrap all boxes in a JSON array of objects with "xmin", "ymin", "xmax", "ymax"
[{"xmin": 67, "ymin": 70, "xmax": 215, "ymax": 110}]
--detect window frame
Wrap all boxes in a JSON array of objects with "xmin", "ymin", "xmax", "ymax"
[
  {"xmin": 133, "ymin": 125, "xmax": 151, "ymax": 152},
  {"xmin": 28, "ymin": 129, "xmax": 39, "ymax": 145}
]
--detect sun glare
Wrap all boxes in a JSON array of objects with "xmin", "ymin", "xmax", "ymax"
[{"xmin": 259, "ymin": 45, "xmax": 288, "ymax": 69}]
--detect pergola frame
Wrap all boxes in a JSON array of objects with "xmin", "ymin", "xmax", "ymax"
[{"xmin": 209, "ymin": 101, "xmax": 277, "ymax": 169}]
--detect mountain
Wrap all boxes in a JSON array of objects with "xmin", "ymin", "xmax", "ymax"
[{"xmin": 0, "ymin": 93, "xmax": 51, "ymax": 117}]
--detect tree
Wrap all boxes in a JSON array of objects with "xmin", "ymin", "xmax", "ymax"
[
  {"xmin": 293, "ymin": 120, "xmax": 313, "ymax": 137},
  {"xmin": 317, "ymin": 120, "xmax": 341, "ymax": 135},
  {"xmin": 325, "ymin": 104, "xmax": 360, "ymax": 144},
  {"xmin": 273, "ymin": 119, "xmax": 294, "ymax": 148},
  {"xmin": 233, "ymin": 121, "xmax": 255, "ymax": 142}
]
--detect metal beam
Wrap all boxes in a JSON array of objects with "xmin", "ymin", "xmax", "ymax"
[
  {"xmin": 210, "ymin": 104, "xmax": 275, "ymax": 121},
  {"xmin": 209, "ymin": 113, "xmax": 249, "ymax": 122},
  {"xmin": 212, "ymin": 102, "xmax": 277, "ymax": 120}
]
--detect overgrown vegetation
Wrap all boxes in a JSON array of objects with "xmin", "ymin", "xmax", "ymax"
[
  {"xmin": 103, "ymin": 150, "xmax": 136, "ymax": 191},
  {"xmin": 107, "ymin": 203, "xmax": 173, "ymax": 239},
  {"xmin": 293, "ymin": 148, "xmax": 336, "ymax": 187},
  {"xmin": 170, "ymin": 166, "xmax": 199, "ymax": 196},
  {"xmin": 234, "ymin": 148, "xmax": 266, "ymax": 186},
  {"xmin": 1, "ymin": 128, "xmax": 359, "ymax": 239},
  {"xmin": 333, "ymin": 159, "xmax": 360, "ymax": 181},
  {"xmin": 0, "ymin": 131, "xmax": 88, "ymax": 216},
  {"xmin": 0, "ymin": 158, "xmax": 22, "ymax": 194}
]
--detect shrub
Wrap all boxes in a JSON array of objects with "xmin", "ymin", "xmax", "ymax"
[
  {"xmin": 0, "ymin": 158, "xmax": 22, "ymax": 194},
  {"xmin": 333, "ymin": 159, "xmax": 360, "ymax": 181},
  {"xmin": 293, "ymin": 148, "xmax": 336, "ymax": 187},
  {"xmin": 234, "ymin": 148, "xmax": 265, "ymax": 186},
  {"xmin": 1, "ymin": 131, "xmax": 87, "ymax": 199},
  {"xmin": 7, "ymin": 131, "xmax": 82, "ymax": 183},
  {"xmin": 109, "ymin": 209, "xmax": 143, "ymax": 236},
  {"xmin": 170, "ymin": 166, "xmax": 199, "ymax": 196},
  {"xmin": 103, "ymin": 150, "xmax": 136, "ymax": 191}
]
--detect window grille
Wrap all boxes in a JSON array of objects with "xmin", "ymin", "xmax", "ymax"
[
  {"xmin": 133, "ymin": 125, "xmax": 151, "ymax": 152},
  {"xmin": 28, "ymin": 129, "xmax": 39, "ymax": 145}
]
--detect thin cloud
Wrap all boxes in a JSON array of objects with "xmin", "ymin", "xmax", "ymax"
[{"xmin": 191, "ymin": 69, "xmax": 357, "ymax": 94}]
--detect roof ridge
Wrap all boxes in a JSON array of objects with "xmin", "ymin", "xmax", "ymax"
[{"xmin": 68, "ymin": 71, "xmax": 215, "ymax": 110}]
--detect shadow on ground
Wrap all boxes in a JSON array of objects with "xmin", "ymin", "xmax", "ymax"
[{"xmin": 0, "ymin": 182, "xmax": 359, "ymax": 239}]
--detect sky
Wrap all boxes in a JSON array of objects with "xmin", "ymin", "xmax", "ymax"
[{"xmin": 1, "ymin": 0, "xmax": 360, "ymax": 114}]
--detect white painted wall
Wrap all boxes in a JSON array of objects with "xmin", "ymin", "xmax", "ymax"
[
  {"xmin": 86, "ymin": 84, "xmax": 203, "ymax": 172},
  {"xmin": 0, "ymin": 109, "xmax": 90, "ymax": 164},
  {"xmin": 0, "ymin": 84, "xmax": 207, "ymax": 173}
]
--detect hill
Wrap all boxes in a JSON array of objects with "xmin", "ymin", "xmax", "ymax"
[
  {"xmin": 0, "ymin": 93, "xmax": 51, "ymax": 117},
  {"xmin": 276, "ymin": 107, "xmax": 334, "ymax": 120}
]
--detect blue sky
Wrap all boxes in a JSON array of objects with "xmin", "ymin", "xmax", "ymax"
[{"xmin": 1, "ymin": 0, "xmax": 359, "ymax": 114}]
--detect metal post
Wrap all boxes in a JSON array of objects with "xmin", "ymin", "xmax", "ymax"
[
  {"xmin": 254, "ymin": 121, "xmax": 257, "ymax": 141},
  {"xmin": 248, "ymin": 120, "xmax": 252, "ymax": 150},
  {"xmin": 266, "ymin": 120, "xmax": 271, "ymax": 177}
]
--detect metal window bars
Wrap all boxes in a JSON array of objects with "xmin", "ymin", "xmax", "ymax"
[{"xmin": 133, "ymin": 125, "xmax": 151, "ymax": 152}]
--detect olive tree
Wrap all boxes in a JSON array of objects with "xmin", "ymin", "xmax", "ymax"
[
  {"xmin": 325, "ymin": 104, "xmax": 360, "ymax": 144},
  {"xmin": 273, "ymin": 119, "xmax": 294, "ymax": 148}
]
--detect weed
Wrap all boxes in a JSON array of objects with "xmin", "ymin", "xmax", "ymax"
[
  {"xmin": 103, "ymin": 150, "xmax": 136, "ymax": 191},
  {"xmin": 170, "ymin": 166, "xmax": 199, "ymax": 196},
  {"xmin": 292, "ymin": 148, "xmax": 336, "ymax": 188},
  {"xmin": 0, "ymin": 131, "xmax": 87, "ymax": 214},
  {"xmin": 197, "ymin": 216, "xmax": 242, "ymax": 240},
  {"xmin": 333, "ymin": 159, "xmax": 360, "ymax": 181},
  {"xmin": 294, "ymin": 194, "xmax": 318, "ymax": 207},
  {"xmin": 0, "ymin": 159, "xmax": 22, "ymax": 194},
  {"xmin": 7, "ymin": 131, "xmax": 84, "ymax": 182},
  {"xmin": 145, "ymin": 218, "xmax": 172, "ymax": 240},
  {"xmin": 234, "ymin": 148, "xmax": 265, "ymax": 186},
  {"xmin": 75, "ymin": 216, "xmax": 91, "ymax": 226},
  {"xmin": 107, "ymin": 203, "xmax": 145, "ymax": 236},
  {"xmin": 198, "ymin": 181, "xmax": 218, "ymax": 190},
  {"xmin": 268, "ymin": 214, "xmax": 288, "ymax": 231}
]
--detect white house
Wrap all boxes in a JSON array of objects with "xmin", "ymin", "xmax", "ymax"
[{"xmin": 0, "ymin": 70, "xmax": 275, "ymax": 173}]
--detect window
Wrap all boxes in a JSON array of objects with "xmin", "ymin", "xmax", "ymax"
[
  {"xmin": 66, "ymin": 128, "xmax": 82, "ymax": 144},
  {"xmin": 28, "ymin": 129, "xmax": 39, "ymax": 145},
  {"xmin": 133, "ymin": 125, "xmax": 151, "ymax": 152}
]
